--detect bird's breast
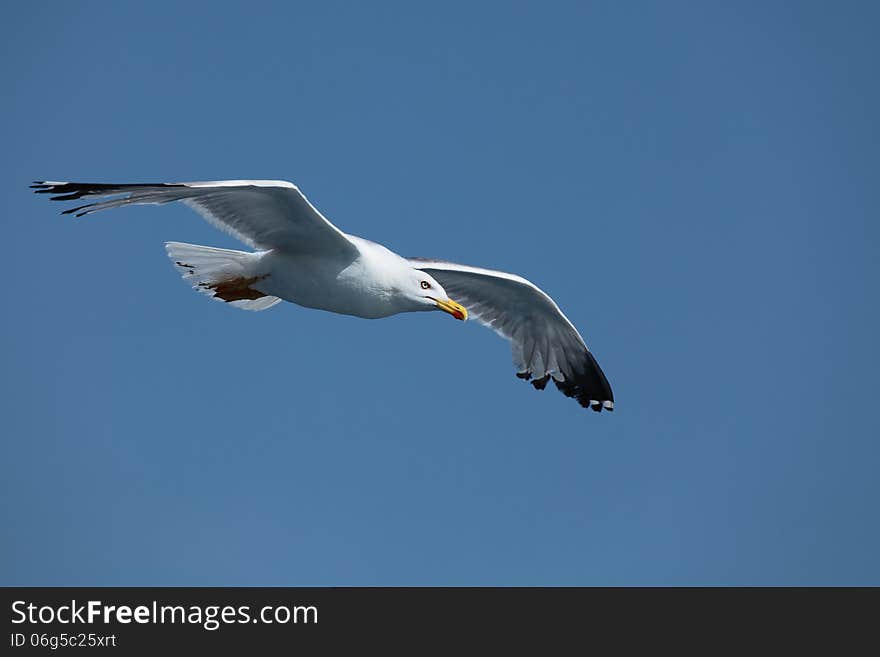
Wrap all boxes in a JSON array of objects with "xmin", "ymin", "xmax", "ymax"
[{"xmin": 257, "ymin": 250, "xmax": 400, "ymax": 319}]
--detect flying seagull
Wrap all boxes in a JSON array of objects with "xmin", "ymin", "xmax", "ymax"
[{"xmin": 32, "ymin": 179, "xmax": 614, "ymax": 411}]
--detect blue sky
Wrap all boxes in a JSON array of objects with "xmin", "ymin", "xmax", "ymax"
[{"xmin": 2, "ymin": 1, "xmax": 878, "ymax": 585}]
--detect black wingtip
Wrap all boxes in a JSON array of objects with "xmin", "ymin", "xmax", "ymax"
[
  {"xmin": 60, "ymin": 206, "xmax": 89, "ymax": 216},
  {"xmin": 518, "ymin": 350, "xmax": 614, "ymax": 412},
  {"xmin": 531, "ymin": 375, "xmax": 550, "ymax": 391}
]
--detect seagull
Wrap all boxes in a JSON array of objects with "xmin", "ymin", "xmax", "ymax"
[{"xmin": 32, "ymin": 179, "xmax": 614, "ymax": 411}]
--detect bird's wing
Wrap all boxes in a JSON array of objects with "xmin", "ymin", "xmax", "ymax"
[
  {"xmin": 409, "ymin": 258, "xmax": 614, "ymax": 411},
  {"xmin": 32, "ymin": 179, "xmax": 356, "ymax": 255}
]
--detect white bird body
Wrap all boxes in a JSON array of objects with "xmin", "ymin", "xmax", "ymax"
[
  {"xmin": 258, "ymin": 236, "xmax": 428, "ymax": 319},
  {"xmin": 33, "ymin": 179, "xmax": 613, "ymax": 411}
]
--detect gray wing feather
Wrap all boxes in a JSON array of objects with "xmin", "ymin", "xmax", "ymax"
[
  {"xmin": 410, "ymin": 258, "xmax": 614, "ymax": 411},
  {"xmin": 32, "ymin": 180, "xmax": 355, "ymax": 255}
]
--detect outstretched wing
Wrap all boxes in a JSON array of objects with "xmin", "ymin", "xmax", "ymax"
[
  {"xmin": 409, "ymin": 258, "xmax": 614, "ymax": 412},
  {"xmin": 32, "ymin": 179, "xmax": 356, "ymax": 255}
]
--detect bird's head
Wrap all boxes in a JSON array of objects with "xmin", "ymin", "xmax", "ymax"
[{"xmin": 403, "ymin": 270, "xmax": 468, "ymax": 320}]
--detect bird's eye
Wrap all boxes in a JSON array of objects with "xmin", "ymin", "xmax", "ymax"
[{"xmin": 421, "ymin": 281, "xmax": 431, "ymax": 290}]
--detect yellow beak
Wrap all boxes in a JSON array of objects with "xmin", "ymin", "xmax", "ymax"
[{"xmin": 434, "ymin": 297, "xmax": 468, "ymax": 321}]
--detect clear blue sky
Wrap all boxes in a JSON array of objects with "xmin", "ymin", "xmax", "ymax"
[{"xmin": 2, "ymin": 1, "xmax": 878, "ymax": 585}]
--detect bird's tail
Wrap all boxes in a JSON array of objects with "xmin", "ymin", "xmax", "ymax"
[{"xmin": 164, "ymin": 241, "xmax": 281, "ymax": 311}]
